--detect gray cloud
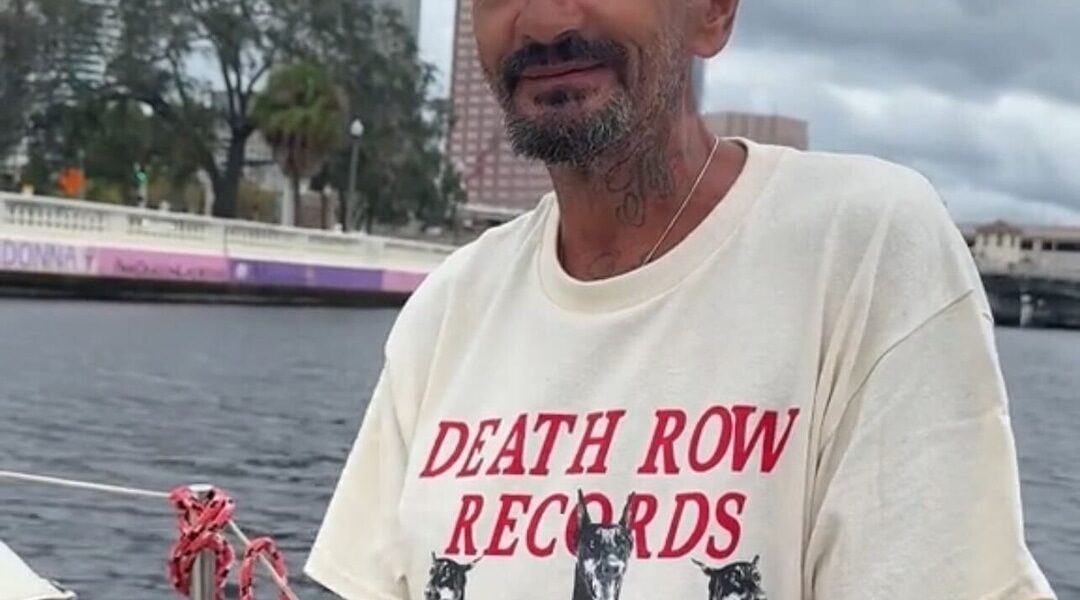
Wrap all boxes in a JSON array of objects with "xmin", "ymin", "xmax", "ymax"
[
  {"xmin": 733, "ymin": 0, "xmax": 1080, "ymax": 104},
  {"xmin": 709, "ymin": 0, "xmax": 1080, "ymax": 223}
]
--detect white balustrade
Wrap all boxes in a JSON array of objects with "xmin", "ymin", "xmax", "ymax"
[{"xmin": 0, "ymin": 192, "xmax": 454, "ymax": 275}]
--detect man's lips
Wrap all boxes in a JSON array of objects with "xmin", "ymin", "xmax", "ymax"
[{"xmin": 519, "ymin": 62, "xmax": 606, "ymax": 81}]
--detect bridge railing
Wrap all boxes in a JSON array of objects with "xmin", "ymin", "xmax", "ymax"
[
  {"xmin": 0, "ymin": 192, "xmax": 455, "ymax": 273},
  {"xmin": 976, "ymin": 260, "xmax": 1080, "ymax": 283}
]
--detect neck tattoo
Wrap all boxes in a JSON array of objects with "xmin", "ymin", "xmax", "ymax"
[{"xmin": 640, "ymin": 136, "xmax": 721, "ymax": 266}]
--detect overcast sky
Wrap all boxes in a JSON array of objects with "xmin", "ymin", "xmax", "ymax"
[{"xmin": 419, "ymin": 1, "xmax": 1080, "ymax": 226}]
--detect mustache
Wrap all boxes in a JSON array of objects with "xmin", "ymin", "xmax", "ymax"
[{"xmin": 499, "ymin": 33, "xmax": 629, "ymax": 94}]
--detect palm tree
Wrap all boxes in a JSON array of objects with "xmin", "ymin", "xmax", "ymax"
[{"xmin": 252, "ymin": 63, "xmax": 347, "ymax": 227}]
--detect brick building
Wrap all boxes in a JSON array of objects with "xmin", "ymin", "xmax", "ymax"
[{"xmin": 447, "ymin": 0, "xmax": 553, "ymax": 222}]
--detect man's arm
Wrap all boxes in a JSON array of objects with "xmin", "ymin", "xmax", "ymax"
[
  {"xmin": 805, "ymin": 291, "xmax": 1055, "ymax": 599},
  {"xmin": 305, "ymin": 369, "xmax": 410, "ymax": 600}
]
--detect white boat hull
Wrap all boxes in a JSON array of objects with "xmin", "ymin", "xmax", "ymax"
[{"xmin": 0, "ymin": 540, "xmax": 75, "ymax": 600}]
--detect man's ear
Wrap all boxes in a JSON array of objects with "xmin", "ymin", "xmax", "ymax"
[{"xmin": 689, "ymin": 0, "xmax": 741, "ymax": 59}]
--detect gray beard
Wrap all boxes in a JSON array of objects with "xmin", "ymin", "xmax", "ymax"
[
  {"xmin": 502, "ymin": 65, "xmax": 686, "ymax": 177},
  {"xmin": 503, "ymin": 91, "xmax": 634, "ymax": 169}
]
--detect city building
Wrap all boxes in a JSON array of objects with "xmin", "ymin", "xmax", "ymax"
[
  {"xmin": 28, "ymin": 0, "xmax": 121, "ymax": 98},
  {"xmin": 703, "ymin": 112, "xmax": 810, "ymax": 150},
  {"xmin": 972, "ymin": 220, "xmax": 1080, "ymax": 279},
  {"xmin": 74, "ymin": 0, "xmax": 120, "ymax": 87},
  {"xmin": 447, "ymin": 0, "xmax": 553, "ymax": 222}
]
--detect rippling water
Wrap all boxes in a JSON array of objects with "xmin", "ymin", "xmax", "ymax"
[{"xmin": 0, "ymin": 299, "xmax": 1076, "ymax": 598}]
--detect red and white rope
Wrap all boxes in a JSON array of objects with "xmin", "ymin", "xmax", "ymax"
[
  {"xmin": 0, "ymin": 470, "xmax": 300, "ymax": 600},
  {"xmin": 168, "ymin": 485, "xmax": 238, "ymax": 600}
]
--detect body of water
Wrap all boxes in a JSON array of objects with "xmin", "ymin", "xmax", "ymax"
[{"xmin": 0, "ymin": 300, "xmax": 1076, "ymax": 597}]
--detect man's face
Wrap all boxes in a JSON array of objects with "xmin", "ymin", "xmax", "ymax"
[{"xmin": 473, "ymin": 0, "xmax": 690, "ymax": 167}]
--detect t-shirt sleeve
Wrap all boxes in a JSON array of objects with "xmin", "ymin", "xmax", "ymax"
[
  {"xmin": 305, "ymin": 368, "xmax": 410, "ymax": 600},
  {"xmin": 805, "ymin": 291, "xmax": 1055, "ymax": 599}
]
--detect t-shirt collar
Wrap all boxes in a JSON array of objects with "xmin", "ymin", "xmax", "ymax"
[{"xmin": 536, "ymin": 137, "xmax": 783, "ymax": 313}]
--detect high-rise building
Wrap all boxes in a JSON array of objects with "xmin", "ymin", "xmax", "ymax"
[
  {"xmin": 703, "ymin": 112, "xmax": 810, "ymax": 150},
  {"xmin": 447, "ymin": 0, "xmax": 555, "ymax": 218},
  {"xmin": 26, "ymin": 0, "xmax": 120, "ymax": 100},
  {"xmin": 77, "ymin": 0, "xmax": 120, "ymax": 86}
]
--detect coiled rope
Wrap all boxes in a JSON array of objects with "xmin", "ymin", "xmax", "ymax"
[{"xmin": 0, "ymin": 469, "xmax": 300, "ymax": 600}]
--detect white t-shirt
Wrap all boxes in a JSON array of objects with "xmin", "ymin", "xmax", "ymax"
[{"xmin": 306, "ymin": 139, "xmax": 1054, "ymax": 600}]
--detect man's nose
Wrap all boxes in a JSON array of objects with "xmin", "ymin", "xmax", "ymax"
[{"xmin": 517, "ymin": 0, "xmax": 586, "ymax": 46}]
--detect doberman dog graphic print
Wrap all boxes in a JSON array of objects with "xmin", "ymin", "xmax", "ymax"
[
  {"xmin": 572, "ymin": 491, "xmax": 634, "ymax": 600},
  {"xmin": 424, "ymin": 486, "xmax": 768, "ymax": 600},
  {"xmin": 424, "ymin": 554, "xmax": 481, "ymax": 600},
  {"xmin": 693, "ymin": 556, "xmax": 767, "ymax": 600}
]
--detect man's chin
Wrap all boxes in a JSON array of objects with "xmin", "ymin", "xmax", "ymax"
[
  {"xmin": 505, "ymin": 118, "xmax": 625, "ymax": 166},
  {"xmin": 510, "ymin": 111, "xmax": 594, "ymax": 133},
  {"xmin": 513, "ymin": 88, "xmax": 616, "ymax": 120},
  {"xmin": 503, "ymin": 91, "xmax": 633, "ymax": 166}
]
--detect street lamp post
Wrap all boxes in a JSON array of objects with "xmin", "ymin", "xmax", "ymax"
[
  {"xmin": 77, "ymin": 149, "xmax": 86, "ymax": 200},
  {"xmin": 345, "ymin": 118, "xmax": 365, "ymax": 232},
  {"xmin": 450, "ymin": 158, "xmax": 466, "ymax": 245}
]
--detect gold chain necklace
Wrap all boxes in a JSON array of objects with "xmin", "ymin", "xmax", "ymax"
[{"xmin": 641, "ymin": 136, "xmax": 721, "ymax": 265}]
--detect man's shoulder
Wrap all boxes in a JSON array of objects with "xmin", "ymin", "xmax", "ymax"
[
  {"xmin": 760, "ymin": 144, "xmax": 959, "ymax": 251},
  {"xmin": 384, "ymin": 196, "xmax": 552, "ymax": 355},
  {"xmin": 774, "ymin": 145, "xmax": 943, "ymax": 218},
  {"xmin": 762, "ymin": 145, "xmax": 984, "ymax": 332},
  {"xmin": 423, "ymin": 195, "xmax": 551, "ymax": 294}
]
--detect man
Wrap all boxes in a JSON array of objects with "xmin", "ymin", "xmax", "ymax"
[{"xmin": 307, "ymin": 1, "xmax": 1055, "ymax": 598}]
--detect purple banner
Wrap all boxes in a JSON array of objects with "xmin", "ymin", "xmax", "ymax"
[
  {"xmin": 231, "ymin": 260, "xmax": 314, "ymax": 287},
  {"xmin": 0, "ymin": 237, "xmax": 97, "ymax": 276},
  {"xmin": 314, "ymin": 265, "xmax": 382, "ymax": 291},
  {"xmin": 382, "ymin": 270, "xmax": 426, "ymax": 293},
  {"xmin": 97, "ymin": 248, "xmax": 230, "ymax": 283},
  {"xmin": 230, "ymin": 259, "xmax": 382, "ymax": 291},
  {"xmin": 1, "ymin": 236, "xmax": 434, "ymax": 297}
]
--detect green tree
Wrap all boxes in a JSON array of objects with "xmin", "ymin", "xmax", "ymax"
[
  {"xmin": 0, "ymin": 0, "xmax": 37, "ymax": 165},
  {"xmin": 10, "ymin": 0, "xmax": 460, "ymax": 228},
  {"xmin": 23, "ymin": 101, "xmax": 96, "ymax": 194},
  {"xmin": 23, "ymin": 93, "xmax": 205, "ymax": 204},
  {"xmin": 252, "ymin": 62, "xmax": 347, "ymax": 227},
  {"xmin": 32, "ymin": 0, "xmax": 109, "ymax": 101},
  {"xmin": 107, "ymin": 0, "xmax": 288, "ymax": 218},
  {"xmin": 0, "ymin": 0, "xmax": 104, "ymax": 179},
  {"xmin": 282, "ymin": 0, "xmax": 464, "ymax": 231}
]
